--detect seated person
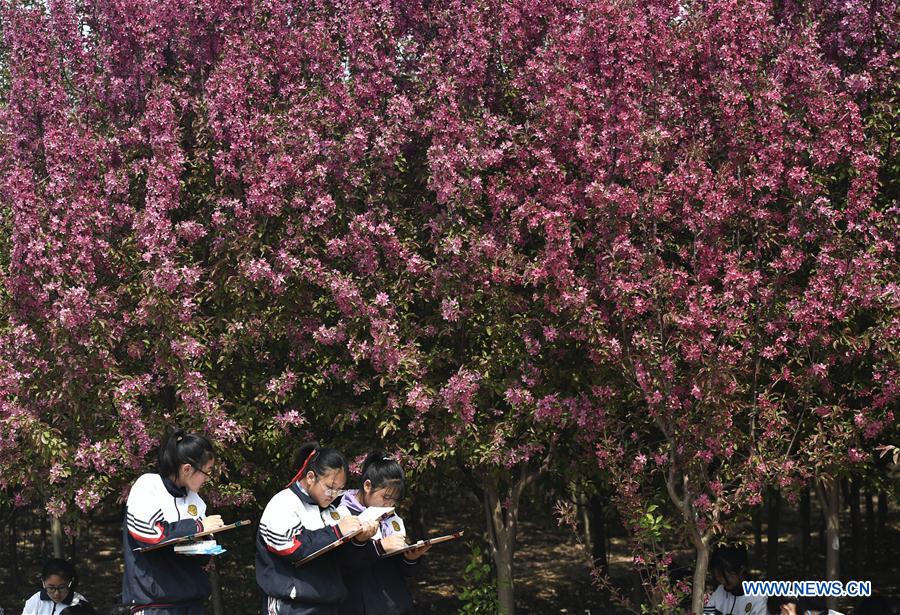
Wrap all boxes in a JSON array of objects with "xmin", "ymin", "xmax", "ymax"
[
  {"xmin": 766, "ymin": 596, "xmax": 843, "ymax": 615},
  {"xmin": 21, "ymin": 558, "xmax": 89, "ymax": 615},
  {"xmin": 704, "ymin": 545, "xmax": 766, "ymax": 615}
]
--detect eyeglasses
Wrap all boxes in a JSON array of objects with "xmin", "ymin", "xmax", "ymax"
[
  {"xmin": 194, "ymin": 466, "xmax": 218, "ymax": 481},
  {"xmin": 43, "ymin": 582, "xmax": 71, "ymax": 594},
  {"xmin": 316, "ymin": 478, "xmax": 346, "ymax": 497}
]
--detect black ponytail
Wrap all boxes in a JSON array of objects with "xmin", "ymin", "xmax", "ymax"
[
  {"xmin": 286, "ymin": 441, "xmax": 348, "ymax": 486},
  {"xmin": 158, "ymin": 428, "xmax": 215, "ymax": 479},
  {"xmin": 360, "ymin": 450, "xmax": 405, "ymax": 501}
]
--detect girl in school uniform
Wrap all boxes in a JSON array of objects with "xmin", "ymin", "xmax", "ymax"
[
  {"xmin": 704, "ymin": 545, "xmax": 767, "ymax": 615},
  {"xmin": 337, "ymin": 452, "xmax": 430, "ymax": 615},
  {"xmin": 767, "ymin": 597, "xmax": 845, "ymax": 615},
  {"xmin": 21, "ymin": 558, "xmax": 90, "ymax": 615},
  {"xmin": 121, "ymin": 429, "xmax": 224, "ymax": 615},
  {"xmin": 256, "ymin": 442, "xmax": 378, "ymax": 615}
]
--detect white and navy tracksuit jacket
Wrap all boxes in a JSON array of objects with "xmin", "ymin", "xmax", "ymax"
[
  {"xmin": 256, "ymin": 483, "xmax": 352, "ymax": 615},
  {"xmin": 121, "ymin": 473, "xmax": 210, "ymax": 612},
  {"xmin": 21, "ymin": 589, "xmax": 87, "ymax": 614},
  {"xmin": 336, "ymin": 491, "xmax": 418, "ymax": 615},
  {"xmin": 704, "ymin": 586, "xmax": 767, "ymax": 615}
]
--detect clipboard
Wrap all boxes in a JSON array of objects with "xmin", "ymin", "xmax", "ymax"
[
  {"xmin": 134, "ymin": 519, "xmax": 252, "ymax": 553},
  {"xmin": 381, "ymin": 530, "xmax": 465, "ymax": 558},
  {"xmin": 294, "ymin": 508, "xmax": 397, "ymax": 566},
  {"xmin": 293, "ymin": 526, "xmax": 365, "ymax": 566}
]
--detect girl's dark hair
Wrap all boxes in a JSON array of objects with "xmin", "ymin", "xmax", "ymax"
[
  {"xmin": 158, "ymin": 429, "xmax": 215, "ymax": 478},
  {"xmin": 41, "ymin": 557, "xmax": 76, "ymax": 585},
  {"xmin": 709, "ymin": 544, "xmax": 747, "ymax": 577},
  {"xmin": 361, "ymin": 450, "xmax": 405, "ymax": 501},
  {"xmin": 61, "ymin": 604, "xmax": 97, "ymax": 615},
  {"xmin": 287, "ymin": 441, "xmax": 348, "ymax": 486},
  {"xmin": 767, "ymin": 596, "xmax": 795, "ymax": 615}
]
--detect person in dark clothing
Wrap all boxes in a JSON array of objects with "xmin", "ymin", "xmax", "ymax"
[
  {"xmin": 59, "ymin": 604, "xmax": 98, "ymax": 615},
  {"xmin": 256, "ymin": 442, "xmax": 378, "ymax": 615},
  {"xmin": 337, "ymin": 452, "xmax": 430, "ymax": 615},
  {"xmin": 121, "ymin": 429, "xmax": 224, "ymax": 615},
  {"xmin": 766, "ymin": 596, "xmax": 843, "ymax": 615}
]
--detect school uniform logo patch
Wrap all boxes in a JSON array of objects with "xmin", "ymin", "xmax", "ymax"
[
  {"xmin": 745, "ymin": 603, "xmax": 752, "ymax": 613},
  {"xmin": 392, "ymin": 520, "xmax": 401, "ymax": 532},
  {"xmin": 331, "ymin": 511, "xmax": 341, "ymax": 520},
  {"xmin": 188, "ymin": 504, "xmax": 198, "ymax": 516}
]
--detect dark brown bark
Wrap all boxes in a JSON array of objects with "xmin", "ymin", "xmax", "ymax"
[
  {"xmin": 800, "ymin": 484, "xmax": 811, "ymax": 574},
  {"xmin": 590, "ymin": 495, "xmax": 608, "ymax": 574},
  {"xmin": 815, "ymin": 477, "xmax": 840, "ymax": 612},
  {"xmin": 864, "ymin": 487, "xmax": 875, "ymax": 563},
  {"xmin": 9, "ymin": 507, "xmax": 19, "ymax": 591},
  {"xmin": 877, "ymin": 491, "xmax": 887, "ymax": 552},
  {"xmin": 849, "ymin": 478, "xmax": 861, "ymax": 576},
  {"xmin": 40, "ymin": 511, "xmax": 48, "ymax": 559},
  {"xmin": 407, "ymin": 497, "xmax": 426, "ymax": 542},
  {"xmin": 766, "ymin": 488, "xmax": 781, "ymax": 578},
  {"xmin": 753, "ymin": 505, "xmax": 763, "ymax": 567},
  {"xmin": 576, "ymin": 490, "xmax": 592, "ymax": 554}
]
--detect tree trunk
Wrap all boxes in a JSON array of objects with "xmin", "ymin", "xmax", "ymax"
[
  {"xmin": 766, "ymin": 488, "xmax": 781, "ymax": 579},
  {"xmin": 864, "ymin": 486, "xmax": 875, "ymax": 564},
  {"xmin": 577, "ymin": 489, "xmax": 592, "ymax": 554},
  {"xmin": 815, "ymin": 477, "xmax": 840, "ymax": 612},
  {"xmin": 69, "ymin": 517, "xmax": 77, "ymax": 561},
  {"xmin": 9, "ymin": 507, "xmax": 19, "ymax": 591},
  {"xmin": 50, "ymin": 515, "xmax": 64, "ymax": 559},
  {"xmin": 209, "ymin": 559, "xmax": 225, "ymax": 615},
  {"xmin": 800, "ymin": 485, "xmax": 810, "ymax": 574},
  {"xmin": 752, "ymin": 505, "xmax": 763, "ymax": 568},
  {"xmin": 590, "ymin": 495, "xmax": 608, "ymax": 575},
  {"xmin": 408, "ymin": 496, "xmax": 426, "ymax": 542},
  {"xmin": 40, "ymin": 511, "xmax": 48, "ymax": 558},
  {"xmin": 692, "ymin": 539, "xmax": 711, "ymax": 615},
  {"xmin": 485, "ymin": 480, "xmax": 515, "ymax": 615},
  {"xmin": 849, "ymin": 478, "xmax": 861, "ymax": 576},
  {"xmin": 877, "ymin": 491, "xmax": 887, "ymax": 562}
]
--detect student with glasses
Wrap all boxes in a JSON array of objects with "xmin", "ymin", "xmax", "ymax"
[
  {"xmin": 256, "ymin": 442, "xmax": 379, "ymax": 615},
  {"xmin": 121, "ymin": 429, "xmax": 224, "ymax": 615},
  {"xmin": 704, "ymin": 545, "xmax": 766, "ymax": 615},
  {"xmin": 22, "ymin": 558, "xmax": 90, "ymax": 615}
]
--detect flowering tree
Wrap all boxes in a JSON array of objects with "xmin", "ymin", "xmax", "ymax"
[
  {"xmin": 417, "ymin": 0, "xmax": 897, "ymax": 613},
  {"xmin": 0, "ymin": 0, "xmax": 896, "ymax": 613}
]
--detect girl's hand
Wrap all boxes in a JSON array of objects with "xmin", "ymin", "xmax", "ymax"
[
  {"xmin": 403, "ymin": 543, "xmax": 431, "ymax": 561},
  {"xmin": 201, "ymin": 515, "xmax": 224, "ymax": 532},
  {"xmin": 355, "ymin": 520, "xmax": 379, "ymax": 542},
  {"xmin": 338, "ymin": 516, "xmax": 361, "ymax": 536},
  {"xmin": 380, "ymin": 533, "xmax": 407, "ymax": 553}
]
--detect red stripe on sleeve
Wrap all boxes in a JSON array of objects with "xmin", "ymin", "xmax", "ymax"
[
  {"xmin": 129, "ymin": 523, "xmax": 167, "ymax": 545},
  {"xmin": 266, "ymin": 536, "xmax": 303, "ymax": 556}
]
